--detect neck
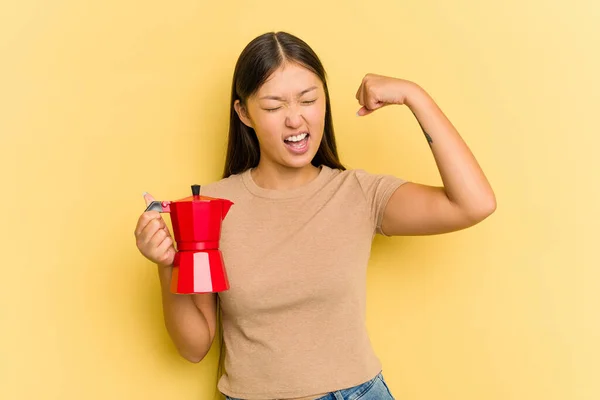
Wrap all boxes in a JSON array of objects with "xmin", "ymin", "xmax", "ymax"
[{"xmin": 251, "ymin": 161, "xmax": 321, "ymax": 190}]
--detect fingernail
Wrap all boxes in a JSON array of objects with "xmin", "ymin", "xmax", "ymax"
[
  {"xmin": 356, "ymin": 111, "xmax": 360, "ymax": 116},
  {"xmin": 143, "ymin": 192, "xmax": 148, "ymax": 197}
]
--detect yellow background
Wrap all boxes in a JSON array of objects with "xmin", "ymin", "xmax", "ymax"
[{"xmin": 1, "ymin": 1, "xmax": 597, "ymax": 399}]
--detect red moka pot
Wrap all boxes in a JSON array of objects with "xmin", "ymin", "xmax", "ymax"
[{"xmin": 145, "ymin": 184, "xmax": 233, "ymax": 294}]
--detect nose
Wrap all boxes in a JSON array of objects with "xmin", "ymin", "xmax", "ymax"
[{"xmin": 285, "ymin": 105, "xmax": 303, "ymax": 129}]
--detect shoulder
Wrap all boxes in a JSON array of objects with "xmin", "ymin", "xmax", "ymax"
[
  {"xmin": 327, "ymin": 167, "xmax": 408, "ymax": 212},
  {"xmin": 329, "ymin": 166, "xmax": 406, "ymax": 190},
  {"xmin": 329, "ymin": 165, "xmax": 395, "ymax": 178},
  {"xmin": 199, "ymin": 171, "xmax": 246, "ymax": 199}
]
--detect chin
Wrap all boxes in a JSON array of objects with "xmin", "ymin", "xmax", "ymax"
[
  {"xmin": 283, "ymin": 152, "xmax": 319, "ymax": 169},
  {"xmin": 280, "ymin": 159, "xmax": 312, "ymax": 170}
]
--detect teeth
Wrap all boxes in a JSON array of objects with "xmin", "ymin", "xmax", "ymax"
[{"xmin": 285, "ymin": 133, "xmax": 308, "ymax": 142}]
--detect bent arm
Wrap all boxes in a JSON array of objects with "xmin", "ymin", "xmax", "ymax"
[{"xmin": 382, "ymin": 84, "xmax": 496, "ymax": 236}]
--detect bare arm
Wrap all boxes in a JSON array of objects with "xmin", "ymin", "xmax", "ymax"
[
  {"xmin": 157, "ymin": 265, "xmax": 217, "ymax": 363},
  {"xmin": 135, "ymin": 193, "xmax": 218, "ymax": 363},
  {"xmin": 381, "ymin": 83, "xmax": 496, "ymax": 236}
]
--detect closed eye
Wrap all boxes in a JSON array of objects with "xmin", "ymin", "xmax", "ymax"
[{"xmin": 263, "ymin": 99, "xmax": 316, "ymax": 112}]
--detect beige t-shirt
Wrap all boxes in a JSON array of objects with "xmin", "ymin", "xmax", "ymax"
[{"xmin": 200, "ymin": 165, "xmax": 407, "ymax": 400}]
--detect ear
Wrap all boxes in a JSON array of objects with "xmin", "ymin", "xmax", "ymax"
[{"xmin": 234, "ymin": 100, "xmax": 254, "ymax": 129}]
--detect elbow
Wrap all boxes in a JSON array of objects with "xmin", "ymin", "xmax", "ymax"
[
  {"xmin": 181, "ymin": 351, "xmax": 206, "ymax": 364},
  {"xmin": 175, "ymin": 328, "xmax": 216, "ymax": 364},
  {"xmin": 468, "ymin": 194, "xmax": 497, "ymax": 223},
  {"xmin": 484, "ymin": 193, "xmax": 497, "ymax": 217},
  {"xmin": 179, "ymin": 347, "xmax": 210, "ymax": 364}
]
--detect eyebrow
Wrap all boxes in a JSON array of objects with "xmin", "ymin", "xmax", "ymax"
[{"xmin": 259, "ymin": 86, "xmax": 318, "ymax": 101}]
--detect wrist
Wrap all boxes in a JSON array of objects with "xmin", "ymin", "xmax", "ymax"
[
  {"xmin": 157, "ymin": 260, "xmax": 173, "ymax": 269},
  {"xmin": 157, "ymin": 263, "xmax": 174, "ymax": 290},
  {"xmin": 404, "ymin": 82, "xmax": 431, "ymax": 110}
]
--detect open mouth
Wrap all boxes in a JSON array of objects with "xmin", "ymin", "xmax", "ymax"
[{"xmin": 283, "ymin": 132, "xmax": 310, "ymax": 154}]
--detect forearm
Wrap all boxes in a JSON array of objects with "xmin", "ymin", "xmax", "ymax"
[
  {"xmin": 406, "ymin": 85, "xmax": 496, "ymax": 218},
  {"xmin": 157, "ymin": 266, "xmax": 213, "ymax": 363}
]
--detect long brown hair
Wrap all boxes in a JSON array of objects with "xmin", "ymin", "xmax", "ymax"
[{"xmin": 221, "ymin": 31, "xmax": 345, "ymax": 179}]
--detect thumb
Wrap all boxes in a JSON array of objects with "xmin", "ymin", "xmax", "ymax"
[
  {"xmin": 143, "ymin": 192, "xmax": 155, "ymax": 206},
  {"xmin": 357, "ymin": 106, "xmax": 375, "ymax": 117}
]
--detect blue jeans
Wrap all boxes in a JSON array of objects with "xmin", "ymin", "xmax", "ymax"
[{"xmin": 225, "ymin": 371, "xmax": 395, "ymax": 400}]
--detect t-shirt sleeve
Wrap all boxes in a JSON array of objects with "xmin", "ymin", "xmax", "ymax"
[{"xmin": 354, "ymin": 169, "xmax": 409, "ymax": 236}]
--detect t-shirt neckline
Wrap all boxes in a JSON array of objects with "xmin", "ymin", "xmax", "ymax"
[{"xmin": 241, "ymin": 165, "xmax": 333, "ymax": 199}]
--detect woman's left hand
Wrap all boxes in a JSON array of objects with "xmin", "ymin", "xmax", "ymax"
[{"xmin": 355, "ymin": 73, "xmax": 422, "ymax": 116}]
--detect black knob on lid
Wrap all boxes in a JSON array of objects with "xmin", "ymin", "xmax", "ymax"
[{"xmin": 191, "ymin": 184, "xmax": 201, "ymax": 196}]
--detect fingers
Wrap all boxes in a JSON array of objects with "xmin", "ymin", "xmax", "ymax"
[
  {"xmin": 356, "ymin": 75, "xmax": 379, "ymax": 115},
  {"xmin": 355, "ymin": 80, "xmax": 364, "ymax": 103},
  {"xmin": 156, "ymin": 233, "xmax": 173, "ymax": 252},
  {"xmin": 134, "ymin": 192, "xmax": 161, "ymax": 237},
  {"xmin": 149, "ymin": 227, "xmax": 169, "ymax": 249},
  {"xmin": 155, "ymin": 235, "xmax": 175, "ymax": 266},
  {"xmin": 134, "ymin": 210, "xmax": 175, "ymax": 266},
  {"xmin": 134, "ymin": 210, "xmax": 161, "ymax": 237},
  {"xmin": 136, "ymin": 217, "xmax": 169, "ymax": 252},
  {"xmin": 356, "ymin": 80, "xmax": 367, "ymax": 109},
  {"xmin": 134, "ymin": 192, "xmax": 175, "ymax": 266},
  {"xmin": 140, "ymin": 217, "xmax": 167, "ymax": 242},
  {"xmin": 142, "ymin": 223, "xmax": 168, "ymax": 253},
  {"xmin": 152, "ymin": 228, "xmax": 174, "ymax": 265},
  {"xmin": 357, "ymin": 84, "xmax": 377, "ymax": 115}
]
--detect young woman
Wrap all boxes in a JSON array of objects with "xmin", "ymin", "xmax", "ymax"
[{"xmin": 134, "ymin": 31, "xmax": 496, "ymax": 400}]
